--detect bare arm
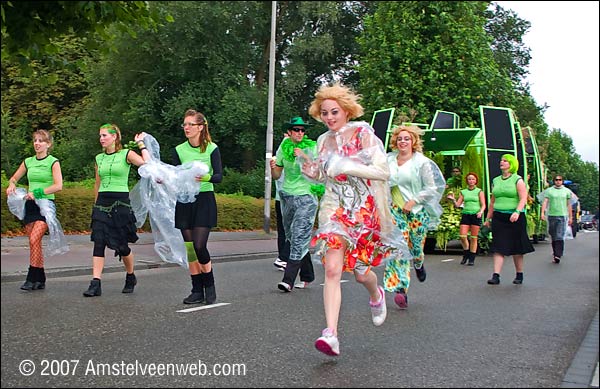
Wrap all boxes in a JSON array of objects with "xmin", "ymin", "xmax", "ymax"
[
  {"xmin": 477, "ymin": 190, "xmax": 486, "ymax": 218},
  {"xmin": 6, "ymin": 162, "xmax": 26, "ymax": 196}
]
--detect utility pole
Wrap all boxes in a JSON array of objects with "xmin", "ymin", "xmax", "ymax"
[{"xmin": 263, "ymin": 1, "xmax": 277, "ymax": 234}]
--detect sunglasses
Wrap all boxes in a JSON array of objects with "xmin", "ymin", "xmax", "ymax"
[
  {"xmin": 291, "ymin": 127, "xmax": 306, "ymax": 133},
  {"xmin": 554, "ymin": 178, "xmax": 563, "ymax": 181}
]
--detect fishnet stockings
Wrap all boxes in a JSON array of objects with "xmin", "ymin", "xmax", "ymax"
[{"xmin": 25, "ymin": 221, "xmax": 47, "ymax": 267}]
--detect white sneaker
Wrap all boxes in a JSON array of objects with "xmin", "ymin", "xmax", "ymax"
[
  {"xmin": 277, "ymin": 282, "xmax": 292, "ymax": 292},
  {"xmin": 315, "ymin": 328, "xmax": 340, "ymax": 356},
  {"xmin": 294, "ymin": 281, "xmax": 310, "ymax": 289},
  {"xmin": 273, "ymin": 258, "xmax": 287, "ymax": 271},
  {"xmin": 369, "ymin": 286, "xmax": 387, "ymax": 326}
]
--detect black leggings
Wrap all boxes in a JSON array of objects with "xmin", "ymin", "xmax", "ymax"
[{"xmin": 181, "ymin": 227, "xmax": 211, "ymax": 264}]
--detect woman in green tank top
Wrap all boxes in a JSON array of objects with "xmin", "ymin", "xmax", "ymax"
[
  {"xmin": 484, "ymin": 154, "xmax": 534, "ymax": 285},
  {"xmin": 6, "ymin": 130, "xmax": 65, "ymax": 291},
  {"xmin": 82, "ymin": 123, "xmax": 151, "ymax": 297},
  {"xmin": 447, "ymin": 172, "xmax": 486, "ymax": 266}
]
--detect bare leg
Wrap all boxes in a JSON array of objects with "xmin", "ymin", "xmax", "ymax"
[
  {"xmin": 513, "ymin": 255, "xmax": 524, "ymax": 273},
  {"xmin": 493, "ymin": 253, "xmax": 504, "ymax": 274},
  {"xmin": 354, "ymin": 270, "xmax": 380, "ymax": 303},
  {"xmin": 121, "ymin": 252, "xmax": 134, "ymax": 273},
  {"xmin": 92, "ymin": 256, "xmax": 105, "ymax": 279},
  {"xmin": 322, "ymin": 246, "xmax": 344, "ymax": 336}
]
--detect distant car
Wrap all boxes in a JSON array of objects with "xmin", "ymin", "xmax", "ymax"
[{"xmin": 579, "ymin": 215, "xmax": 597, "ymax": 231}]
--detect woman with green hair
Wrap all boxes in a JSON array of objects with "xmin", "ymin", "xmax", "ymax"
[{"xmin": 484, "ymin": 154, "xmax": 534, "ymax": 285}]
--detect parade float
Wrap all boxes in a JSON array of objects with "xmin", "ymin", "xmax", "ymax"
[{"xmin": 371, "ymin": 106, "xmax": 548, "ymax": 253}]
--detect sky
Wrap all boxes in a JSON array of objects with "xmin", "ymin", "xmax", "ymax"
[{"xmin": 496, "ymin": 1, "xmax": 599, "ymax": 165}]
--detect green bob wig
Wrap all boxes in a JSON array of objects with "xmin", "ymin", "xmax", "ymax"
[{"xmin": 502, "ymin": 154, "xmax": 519, "ymax": 174}]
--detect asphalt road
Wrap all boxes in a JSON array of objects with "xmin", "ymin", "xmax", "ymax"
[{"xmin": 1, "ymin": 231, "xmax": 598, "ymax": 388}]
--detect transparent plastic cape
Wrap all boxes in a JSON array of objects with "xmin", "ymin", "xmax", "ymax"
[
  {"xmin": 387, "ymin": 151, "xmax": 446, "ymax": 230},
  {"xmin": 303, "ymin": 121, "xmax": 410, "ymax": 271},
  {"xmin": 129, "ymin": 134, "xmax": 209, "ymax": 268},
  {"xmin": 7, "ymin": 188, "xmax": 69, "ymax": 257},
  {"xmin": 278, "ymin": 145, "xmax": 319, "ymax": 262}
]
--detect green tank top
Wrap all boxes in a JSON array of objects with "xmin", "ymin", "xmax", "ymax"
[
  {"xmin": 24, "ymin": 155, "xmax": 59, "ymax": 200},
  {"xmin": 460, "ymin": 187, "xmax": 482, "ymax": 214},
  {"xmin": 175, "ymin": 141, "xmax": 217, "ymax": 192},
  {"xmin": 96, "ymin": 149, "xmax": 131, "ymax": 193},
  {"xmin": 492, "ymin": 174, "xmax": 522, "ymax": 212}
]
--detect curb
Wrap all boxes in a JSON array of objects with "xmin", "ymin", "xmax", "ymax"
[
  {"xmin": 561, "ymin": 310, "xmax": 600, "ymax": 388},
  {"xmin": 1, "ymin": 251, "xmax": 277, "ymax": 283}
]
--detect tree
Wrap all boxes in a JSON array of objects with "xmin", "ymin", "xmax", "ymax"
[
  {"xmin": 357, "ymin": 1, "xmax": 515, "ymax": 125},
  {"xmin": 1, "ymin": 1, "xmax": 168, "ymax": 74},
  {"xmin": 484, "ymin": 3, "xmax": 532, "ymax": 92}
]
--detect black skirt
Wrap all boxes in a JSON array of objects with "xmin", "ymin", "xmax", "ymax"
[
  {"xmin": 90, "ymin": 192, "xmax": 138, "ymax": 257},
  {"xmin": 175, "ymin": 191, "xmax": 217, "ymax": 229},
  {"xmin": 489, "ymin": 211, "xmax": 535, "ymax": 256},
  {"xmin": 23, "ymin": 200, "xmax": 47, "ymax": 225}
]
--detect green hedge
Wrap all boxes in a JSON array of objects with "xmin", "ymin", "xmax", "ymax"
[{"xmin": 1, "ymin": 187, "xmax": 276, "ymax": 235}]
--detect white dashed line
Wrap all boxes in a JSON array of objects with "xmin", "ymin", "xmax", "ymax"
[{"xmin": 177, "ymin": 303, "xmax": 230, "ymax": 313}]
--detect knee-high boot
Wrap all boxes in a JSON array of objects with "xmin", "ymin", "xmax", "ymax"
[
  {"xmin": 20, "ymin": 266, "xmax": 35, "ymax": 291},
  {"xmin": 32, "ymin": 267, "xmax": 46, "ymax": 290},
  {"xmin": 204, "ymin": 271, "xmax": 217, "ymax": 305}
]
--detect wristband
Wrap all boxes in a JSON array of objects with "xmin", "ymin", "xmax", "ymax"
[
  {"xmin": 139, "ymin": 147, "xmax": 147, "ymax": 151},
  {"xmin": 200, "ymin": 174, "xmax": 211, "ymax": 182},
  {"xmin": 137, "ymin": 141, "xmax": 146, "ymax": 149},
  {"xmin": 486, "ymin": 218, "xmax": 492, "ymax": 222},
  {"xmin": 32, "ymin": 188, "xmax": 45, "ymax": 199}
]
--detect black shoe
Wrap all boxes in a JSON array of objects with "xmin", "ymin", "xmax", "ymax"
[
  {"xmin": 512, "ymin": 278, "xmax": 523, "ymax": 284},
  {"xmin": 460, "ymin": 250, "xmax": 469, "ymax": 265},
  {"xmin": 487, "ymin": 273, "xmax": 500, "ymax": 285},
  {"xmin": 122, "ymin": 273, "xmax": 137, "ymax": 294},
  {"xmin": 20, "ymin": 280, "xmax": 34, "ymax": 291},
  {"xmin": 415, "ymin": 265, "xmax": 426, "ymax": 282},
  {"xmin": 32, "ymin": 282, "xmax": 45, "ymax": 290},
  {"xmin": 83, "ymin": 279, "xmax": 102, "ymax": 297},
  {"xmin": 205, "ymin": 285, "xmax": 217, "ymax": 305},
  {"xmin": 183, "ymin": 292, "xmax": 205, "ymax": 304},
  {"xmin": 467, "ymin": 252, "xmax": 476, "ymax": 266},
  {"xmin": 553, "ymin": 256, "xmax": 561, "ymax": 264}
]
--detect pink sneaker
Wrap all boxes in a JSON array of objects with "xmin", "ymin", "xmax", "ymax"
[
  {"xmin": 369, "ymin": 286, "xmax": 387, "ymax": 326},
  {"xmin": 315, "ymin": 328, "xmax": 340, "ymax": 356},
  {"xmin": 394, "ymin": 291, "xmax": 408, "ymax": 309}
]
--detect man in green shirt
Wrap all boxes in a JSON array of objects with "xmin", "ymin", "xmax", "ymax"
[{"xmin": 541, "ymin": 175, "xmax": 573, "ymax": 263}]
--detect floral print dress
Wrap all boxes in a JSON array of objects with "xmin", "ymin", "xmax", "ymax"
[{"xmin": 309, "ymin": 122, "xmax": 408, "ymax": 274}]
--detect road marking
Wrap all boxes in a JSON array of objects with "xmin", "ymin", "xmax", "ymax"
[
  {"xmin": 177, "ymin": 303, "xmax": 230, "ymax": 313},
  {"xmin": 441, "ymin": 258, "xmax": 455, "ymax": 262},
  {"xmin": 319, "ymin": 279, "xmax": 349, "ymax": 286}
]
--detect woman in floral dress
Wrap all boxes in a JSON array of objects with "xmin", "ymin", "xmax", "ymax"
[{"xmin": 303, "ymin": 83, "xmax": 408, "ymax": 356}]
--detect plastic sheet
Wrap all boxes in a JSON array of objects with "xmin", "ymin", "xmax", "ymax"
[
  {"xmin": 387, "ymin": 151, "xmax": 446, "ymax": 230},
  {"xmin": 130, "ymin": 134, "xmax": 209, "ymax": 268},
  {"xmin": 7, "ymin": 188, "xmax": 69, "ymax": 257},
  {"xmin": 305, "ymin": 121, "xmax": 410, "ymax": 271}
]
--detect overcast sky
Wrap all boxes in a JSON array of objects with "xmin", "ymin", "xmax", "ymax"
[{"xmin": 496, "ymin": 1, "xmax": 599, "ymax": 165}]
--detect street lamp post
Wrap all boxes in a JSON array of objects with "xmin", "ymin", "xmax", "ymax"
[{"xmin": 263, "ymin": 1, "xmax": 277, "ymax": 234}]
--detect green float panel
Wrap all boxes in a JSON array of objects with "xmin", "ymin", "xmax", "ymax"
[{"xmin": 422, "ymin": 128, "xmax": 480, "ymax": 153}]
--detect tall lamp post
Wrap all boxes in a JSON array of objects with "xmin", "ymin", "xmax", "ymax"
[{"xmin": 263, "ymin": 1, "xmax": 277, "ymax": 233}]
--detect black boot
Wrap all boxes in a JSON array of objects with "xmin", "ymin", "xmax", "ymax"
[
  {"xmin": 487, "ymin": 273, "xmax": 500, "ymax": 285},
  {"xmin": 183, "ymin": 274, "xmax": 204, "ymax": 304},
  {"xmin": 205, "ymin": 284, "xmax": 217, "ymax": 305},
  {"xmin": 83, "ymin": 279, "xmax": 102, "ymax": 297},
  {"xmin": 122, "ymin": 273, "xmax": 137, "ymax": 293},
  {"xmin": 467, "ymin": 252, "xmax": 476, "ymax": 266},
  {"xmin": 32, "ymin": 267, "xmax": 46, "ymax": 290},
  {"xmin": 460, "ymin": 250, "xmax": 469, "ymax": 265},
  {"xmin": 204, "ymin": 271, "xmax": 217, "ymax": 305},
  {"xmin": 513, "ymin": 272, "xmax": 524, "ymax": 284},
  {"xmin": 20, "ymin": 266, "xmax": 35, "ymax": 291}
]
